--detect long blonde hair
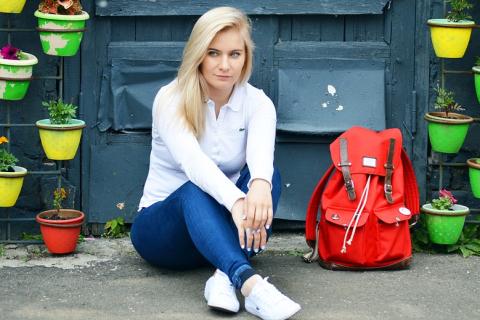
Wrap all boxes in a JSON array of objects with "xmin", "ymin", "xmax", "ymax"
[{"xmin": 158, "ymin": 7, "xmax": 254, "ymax": 138}]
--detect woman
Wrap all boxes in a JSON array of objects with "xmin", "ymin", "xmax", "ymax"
[{"xmin": 131, "ymin": 7, "xmax": 301, "ymax": 320}]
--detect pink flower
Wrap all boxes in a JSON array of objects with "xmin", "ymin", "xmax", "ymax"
[
  {"xmin": 439, "ymin": 189, "xmax": 458, "ymax": 204},
  {"xmin": 1, "ymin": 44, "xmax": 21, "ymax": 60}
]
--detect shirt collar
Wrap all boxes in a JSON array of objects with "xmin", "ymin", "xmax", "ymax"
[{"xmin": 206, "ymin": 83, "xmax": 245, "ymax": 112}]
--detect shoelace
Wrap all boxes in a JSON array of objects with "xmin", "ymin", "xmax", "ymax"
[{"xmin": 341, "ymin": 175, "xmax": 371, "ymax": 254}]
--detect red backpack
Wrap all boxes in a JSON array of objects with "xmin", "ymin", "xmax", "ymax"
[{"xmin": 304, "ymin": 127, "xmax": 420, "ymax": 269}]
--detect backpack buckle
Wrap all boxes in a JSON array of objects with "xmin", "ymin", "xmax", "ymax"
[{"xmin": 384, "ymin": 183, "xmax": 393, "ymax": 194}]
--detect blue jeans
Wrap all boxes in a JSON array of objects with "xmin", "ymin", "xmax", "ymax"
[{"xmin": 130, "ymin": 166, "xmax": 281, "ymax": 289}]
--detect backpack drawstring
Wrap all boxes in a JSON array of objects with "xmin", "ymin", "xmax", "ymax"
[{"xmin": 341, "ymin": 175, "xmax": 371, "ymax": 254}]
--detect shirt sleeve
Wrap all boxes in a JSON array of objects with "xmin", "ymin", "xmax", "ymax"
[
  {"xmin": 154, "ymin": 95, "xmax": 246, "ymax": 212},
  {"xmin": 246, "ymin": 91, "xmax": 277, "ymax": 188}
]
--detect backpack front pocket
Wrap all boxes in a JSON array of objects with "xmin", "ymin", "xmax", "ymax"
[
  {"xmin": 319, "ymin": 207, "xmax": 370, "ymax": 266},
  {"xmin": 374, "ymin": 205, "xmax": 412, "ymax": 264}
]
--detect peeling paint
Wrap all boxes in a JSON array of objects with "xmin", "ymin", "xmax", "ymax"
[
  {"xmin": 0, "ymin": 65, "xmax": 31, "ymax": 78},
  {"xmin": 42, "ymin": 21, "xmax": 76, "ymax": 30},
  {"xmin": 327, "ymin": 85, "xmax": 336, "ymax": 96},
  {"xmin": 40, "ymin": 34, "xmax": 69, "ymax": 55},
  {"xmin": 116, "ymin": 202, "xmax": 125, "ymax": 210},
  {"xmin": 336, "ymin": 105, "xmax": 344, "ymax": 111},
  {"xmin": 0, "ymin": 81, "xmax": 6, "ymax": 98},
  {"xmin": 321, "ymin": 102, "xmax": 328, "ymax": 108}
]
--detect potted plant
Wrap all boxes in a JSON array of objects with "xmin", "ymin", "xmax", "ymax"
[
  {"xmin": 424, "ymin": 85, "xmax": 473, "ymax": 153},
  {"xmin": 36, "ymin": 98, "xmax": 86, "ymax": 160},
  {"xmin": 0, "ymin": 0, "xmax": 27, "ymax": 13},
  {"xmin": 467, "ymin": 158, "xmax": 480, "ymax": 198},
  {"xmin": 427, "ymin": 0, "xmax": 475, "ymax": 58},
  {"xmin": 36, "ymin": 187, "xmax": 84, "ymax": 254},
  {"xmin": 0, "ymin": 136, "xmax": 27, "ymax": 207},
  {"xmin": 0, "ymin": 44, "xmax": 38, "ymax": 101},
  {"xmin": 421, "ymin": 189, "xmax": 469, "ymax": 245},
  {"xmin": 34, "ymin": 1, "xmax": 90, "ymax": 56},
  {"xmin": 472, "ymin": 56, "xmax": 480, "ymax": 104}
]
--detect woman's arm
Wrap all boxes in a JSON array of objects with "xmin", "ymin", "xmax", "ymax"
[
  {"xmin": 244, "ymin": 93, "xmax": 277, "ymax": 251},
  {"xmin": 155, "ymin": 98, "xmax": 246, "ymax": 213}
]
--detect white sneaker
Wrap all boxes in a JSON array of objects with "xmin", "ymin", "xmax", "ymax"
[
  {"xmin": 245, "ymin": 277, "xmax": 301, "ymax": 320},
  {"xmin": 204, "ymin": 269, "xmax": 240, "ymax": 313}
]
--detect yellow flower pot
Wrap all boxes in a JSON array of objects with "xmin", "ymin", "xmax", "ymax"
[
  {"xmin": 428, "ymin": 19, "xmax": 475, "ymax": 58},
  {"xmin": 0, "ymin": 166, "xmax": 27, "ymax": 207},
  {"xmin": 36, "ymin": 119, "xmax": 86, "ymax": 160},
  {"xmin": 0, "ymin": 0, "xmax": 27, "ymax": 13}
]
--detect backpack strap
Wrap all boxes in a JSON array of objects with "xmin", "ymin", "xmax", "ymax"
[
  {"xmin": 339, "ymin": 138, "xmax": 356, "ymax": 200},
  {"xmin": 304, "ymin": 164, "xmax": 335, "ymax": 262},
  {"xmin": 401, "ymin": 148, "xmax": 420, "ymax": 217},
  {"xmin": 384, "ymin": 138, "xmax": 396, "ymax": 204}
]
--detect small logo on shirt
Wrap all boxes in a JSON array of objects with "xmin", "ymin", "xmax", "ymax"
[{"xmin": 238, "ymin": 128, "xmax": 245, "ymax": 132}]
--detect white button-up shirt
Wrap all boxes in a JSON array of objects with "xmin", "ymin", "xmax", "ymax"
[{"xmin": 138, "ymin": 80, "xmax": 277, "ymax": 211}]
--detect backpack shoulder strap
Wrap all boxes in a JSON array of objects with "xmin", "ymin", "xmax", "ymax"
[
  {"xmin": 401, "ymin": 148, "xmax": 420, "ymax": 216},
  {"xmin": 305, "ymin": 164, "xmax": 335, "ymax": 247}
]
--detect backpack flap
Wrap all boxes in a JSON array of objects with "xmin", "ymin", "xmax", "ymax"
[
  {"xmin": 374, "ymin": 204, "xmax": 412, "ymax": 224},
  {"xmin": 330, "ymin": 127, "xmax": 403, "ymax": 177},
  {"xmin": 325, "ymin": 207, "xmax": 369, "ymax": 227}
]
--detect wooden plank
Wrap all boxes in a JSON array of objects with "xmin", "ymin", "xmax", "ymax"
[
  {"xmin": 292, "ymin": 16, "xmax": 321, "ymax": 41},
  {"xmin": 320, "ymin": 16, "xmax": 345, "ymax": 41},
  {"xmin": 136, "ymin": 17, "xmax": 173, "ymax": 41},
  {"xmin": 345, "ymin": 15, "xmax": 384, "ymax": 41},
  {"xmin": 96, "ymin": 0, "xmax": 391, "ymax": 16},
  {"xmin": 108, "ymin": 42, "xmax": 184, "ymax": 60},
  {"xmin": 80, "ymin": 0, "xmax": 111, "ymax": 219},
  {"xmin": 274, "ymin": 41, "xmax": 390, "ymax": 60},
  {"xmin": 278, "ymin": 16, "xmax": 292, "ymax": 41},
  {"xmin": 111, "ymin": 17, "xmax": 135, "ymax": 41}
]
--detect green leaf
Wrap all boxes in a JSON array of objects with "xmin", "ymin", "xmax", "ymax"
[{"xmin": 460, "ymin": 247, "xmax": 474, "ymax": 258}]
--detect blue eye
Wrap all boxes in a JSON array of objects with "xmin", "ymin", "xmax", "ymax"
[
  {"xmin": 231, "ymin": 51, "xmax": 241, "ymax": 58},
  {"xmin": 208, "ymin": 50, "xmax": 219, "ymax": 57}
]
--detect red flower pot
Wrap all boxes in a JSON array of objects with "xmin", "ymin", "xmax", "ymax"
[{"xmin": 36, "ymin": 209, "xmax": 84, "ymax": 254}]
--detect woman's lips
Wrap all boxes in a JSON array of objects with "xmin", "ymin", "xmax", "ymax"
[{"xmin": 215, "ymin": 75, "xmax": 232, "ymax": 81}]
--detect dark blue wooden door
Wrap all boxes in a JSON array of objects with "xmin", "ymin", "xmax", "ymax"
[{"xmin": 80, "ymin": 0, "xmax": 423, "ymax": 224}]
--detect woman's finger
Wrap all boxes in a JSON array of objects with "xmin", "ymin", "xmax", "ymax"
[
  {"xmin": 252, "ymin": 203, "xmax": 263, "ymax": 230},
  {"xmin": 266, "ymin": 206, "xmax": 273, "ymax": 230},
  {"xmin": 260, "ymin": 226, "xmax": 267, "ymax": 251},
  {"xmin": 238, "ymin": 224, "xmax": 245, "ymax": 249},
  {"xmin": 253, "ymin": 228, "xmax": 261, "ymax": 253},
  {"xmin": 246, "ymin": 198, "xmax": 256, "ymax": 230},
  {"xmin": 246, "ymin": 226, "xmax": 254, "ymax": 252}
]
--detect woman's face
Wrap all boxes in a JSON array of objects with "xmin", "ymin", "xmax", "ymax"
[{"xmin": 200, "ymin": 28, "xmax": 246, "ymax": 98}]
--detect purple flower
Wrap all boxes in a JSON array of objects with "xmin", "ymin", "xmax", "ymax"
[
  {"xmin": 1, "ymin": 44, "xmax": 21, "ymax": 60},
  {"xmin": 439, "ymin": 189, "xmax": 458, "ymax": 204}
]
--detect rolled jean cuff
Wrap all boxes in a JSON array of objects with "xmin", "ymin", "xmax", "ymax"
[{"xmin": 231, "ymin": 264, "xmax": 254, "ymax": 289}]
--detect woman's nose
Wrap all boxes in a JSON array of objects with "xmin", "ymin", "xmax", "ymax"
[{"xmin": 219, "ymin": 55, "xmax": 230, "ymax": 71}]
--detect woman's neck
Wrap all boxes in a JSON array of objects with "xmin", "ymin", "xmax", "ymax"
[{"xmin": 209, "ymin": 86, "xmax": 234, "ymax": 108}]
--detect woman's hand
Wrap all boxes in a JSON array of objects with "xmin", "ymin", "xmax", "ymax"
[
  {"xmin": 231, "ymin": 198, "xmax": 247, "ymax": 249},
  {"xmin": 244, "ymin": 179, "xmax": 273, "ymax": 252}
]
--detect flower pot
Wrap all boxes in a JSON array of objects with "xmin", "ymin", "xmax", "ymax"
[
  {"xmin": 0, "ymin": 52, "xmax": 38, "ymax": 101},
  {"xmin": 424, "ymin": 112, "xmax": 473, "ymax": 153},
  {"xmin": 421, "ymin": 204, "xmax": 469, "ymax": 245},
  {"xmin": 36, "ymin": 119, "xmax": 85, "ymax": 160},
  {"xmin": 36, "ymin": 209, "xmax": 84, "ymax": 254},
  {"xmin": 0, "ymin": 166, "xmax": 27, "ymax": 207},
  {"xmin": 473, "ymin": 66, "xmax": 480, "ymax": 104},
  {"xmin": 467, "ymin": 158, "xmax": 480, "ymax": 198},
  {"xmin": 0, "ymin": 0, "xmax": 26, "ymax": 13},
  {"xmin": 34, "ymin": 10, "xmax": 90, "ymax": 57},
  {"xmin": 427, "ymin": 19, "xmax": 475, "ymax": 58}
]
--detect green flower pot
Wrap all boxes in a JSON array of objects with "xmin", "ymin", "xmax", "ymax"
[
  {"xmin": 34, "ymin": 10, "xmax": 90, "ymax": 57},
  {"xmin": 424, "ymin": 112, "xmax": 473, "ymax": 154},
  {"xmin": 473, "ymin": 66, "xmax": 480, "ymax": 104},
  {"xmin": 467, "ymin": 158, "xmax": 480, "ymax": 198},
  {"xmin": 0, "ymin": 52, "xmax": 38, "ymax": 101},
  {"xmin": 421, "ymin": 204, "xmax": 469, "ymax": 245}
]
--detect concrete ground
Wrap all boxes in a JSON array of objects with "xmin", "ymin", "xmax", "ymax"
[{"xmin": 0, "ymin": 233, "xmax": 479, "ymax": 320}]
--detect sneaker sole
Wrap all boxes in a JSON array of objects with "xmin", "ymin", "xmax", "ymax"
[
  {"xmin": 246, "ymin": 304, "xmax": 301, "ymax": 320},
  {"xmin": 207, "ymin": 303, "xmax": 240, "ymax": 313}
]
